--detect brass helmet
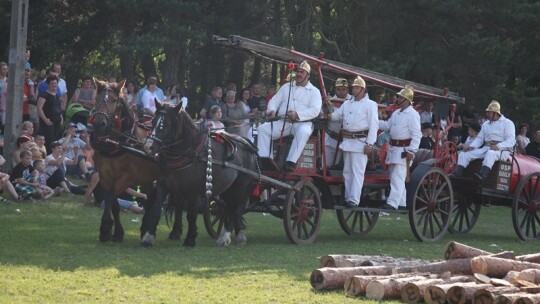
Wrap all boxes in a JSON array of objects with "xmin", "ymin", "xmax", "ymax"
[
  {"xmin": 397, "ymin": 84, "xmax": 414, "ymax": 103},
  {"xmin": 351, "ymin": 76, "xmax": 366, "ymax": 88},
  {"xmin": 335, "ymin": 78, "xmax": 348, "ymax": 87},
  {"xmin": 485, "ymin": 100, "xmax": 501, "ymax": 115},
  {"xmin": 298, "ymin": 60, "xmax": 311, "ymax": 73}
]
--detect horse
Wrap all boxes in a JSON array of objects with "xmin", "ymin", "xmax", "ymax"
[
  {"xmin": 146, "ymin": 102, "xmax": 259, "ymax": 247},
  {"xmin": 90, "ymin": 79, "xmax": 182, "ymax": 244}
]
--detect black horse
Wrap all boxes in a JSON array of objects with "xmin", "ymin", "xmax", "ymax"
[
  {"xmin": 90, "ymin": 79, "xmax": 183, "ymax": 244},
  {"xmin": 145, "ymin": 102, "xmax": 258, "ymax": 247}
]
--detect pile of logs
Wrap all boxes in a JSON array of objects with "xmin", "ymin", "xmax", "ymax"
[{"xmin": 310, "ymin": 241, "xmax": 540, "ymax": 304}]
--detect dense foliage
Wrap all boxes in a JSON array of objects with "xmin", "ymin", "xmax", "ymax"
[{"xmin": 1, "ymin": 0, "xmax": 539, "ymax": 126}]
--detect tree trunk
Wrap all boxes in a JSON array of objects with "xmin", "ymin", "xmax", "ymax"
[
  {"xmin": 471, "ymin": 256, "xmax": 540, "ymax": 278},
  {"xmin": 445, "ymin": 241, "xmax": 493, "ymax": 260},
  {"xmin": 310, "ymin": 265, "xmax": 394, "ymax": 290},
  {"xmin": 345, "ymin": 272, "xmax": 432, "ymax": 297},
  {"xmin": 365, "ymin": 275, "xmax": 433, "ymax": 300},
  {"xmin": 400, "ymin": 276, "xmax": 476, "ymax": 304},
  {"xmin": 320, "ymin": 254, "xmax": 433, "ymax": 268},
  {"xmin": 516, "ymin": 253, "xmax": 540, "ymax": 265},
  {"xmin": 472, "ymin": 287, "xmax": 522, "ymax": 304},
  {"xmin": 425, "ymin": 282, "xmax": 482, "ymax": 304}
]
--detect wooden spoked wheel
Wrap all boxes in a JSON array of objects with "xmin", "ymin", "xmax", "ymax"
[
  {"xmin": 436, "ymin": 141, "xmax": 458, "ymax": 175},
  {"xmin": 336, "ymin": 208, "xmax": 379, "ymax": 236},
  {"xmin": 203, "ymin": 198, "xmax": 225, "ymax": 239},
  {"xmin": 283, "ymin": 179, "xmax": 322, "ymax": 245},
  {"xmin": 409, "ymin": 167, "xmax": 454, "ymax": 242},
  {"xmin": 512, "ymin": 172, "xmax": 540, "ymax": 241},
  {"xmin": 449, "ymin": 196, "xmax": 481, "ymax": 234}
]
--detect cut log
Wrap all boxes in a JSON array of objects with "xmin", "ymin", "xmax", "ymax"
[
  {"xmin": 515, "ymin": 294, "xmax": 540, "ymax": 304},
  {"xmin": 472, "ymin": 287, "xmax": 522, "ymax": 304},
  {"xmin": 520, "ymin": 286, "xmax": 540, "ymax": 293},
  {"xmin": 516, "ymin": 280, "xmax": 538, "ymax": 288},
  {"xmin": 494, "ymin": 293, "xmax": 530, "ymax": 304},
  {"xmin": 395, "ymin": 258, "xmax": 476, "ymax": 275},
  {"xmin": 471, "ymin": 256, "xmax": 540, "ymax": 278},
  {"xmin": 516, "ymin": 253, "xmax": 540, "ymax": 265},
  {"xmin": 344, "ymin": 272, "xmax": 432, "ymax": 297},
  {"xmin": 491, "ymin": 278, "xmax": 515, "ymax": 287},
  {"xmin": 518, "ymin": 269, "xmax": 540, "ymax": 284},
  {"xmin": 365, "ymin": 275, "xmax": 432, "ymax": 300},
  {"xmin": 505, "ymin": 271, "xmax": 523, "ymax": 285},
  {"xmin": 310, "ymin": 266, "xmax": 394, "ymax": 290},
  {"xmin": 400, "ymin": 276, "xmax": 476, "ymax": 304},
  {"xmin": 445, "ymin": 241, "xmax": 493, "ymax": 260},
  {"xmin": 476, "ymin": 273, "xmax": 493, "ymax": 284},
  {"xmin": 442, "ymin": 283, "xmax": 492, "ymax": 304},
  {"xmin": 319, "ymin": 254, "xmax": 433, "ymax": 268}
]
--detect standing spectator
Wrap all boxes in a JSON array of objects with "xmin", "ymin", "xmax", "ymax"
[
  {"xmin": 23, "ymin": 63, "xmax": 35, "ymax": 122},
  {"xmin": 220, "ymin": 90, "xmax": 247, "ymax": 136},
  {"xmin": 247, "ymin": 83, "xmax": 267, "ymax": 116},
  {"xmin": 516, "ymin": 123, "xmax": 530, "ymax": 154},
  {"xmin": 265, "ymin": 85, "xmax": 276, "ymax": 104},
  {"xmin": 37, "ymin": 76, "xmax": 63, "ymax": 153},
  {"xmin": 0, "ymin": 62, "xmax": 7, "ymax": 130},
  {"xmin": 37, "ymin": 68, "xmax": 62, "ymax": 97},
  {"xmin": 140, "ymin": 78, "xmax": 158, "ymax": 117},
  {"xmin": 52, "ymin": 63, "xmax": 68, "ymax": 111},
  {"xmin": 526, "ymin": 130, "xmax": 540, "ymax": 158},
  {"xmin": 451, "ymin": 100, "xmax": 515, "ymax": 180},
  {"xmin": 125, "ymin": 81, "xmax": 137, "ymax": 107},
  {"xmin": 379, "ymin": 85, "xmax": 422, "ymax": 210},
  {"xmin": 69, "ymin": 76, "xmax": 96, "ymax": 111},
  {"xmin": 257, "ymin": 61, "xmax": 322, "ymax": 172},
  {"xmin": 419, "ymin": 101, "xmax": 434, "ymax": 124},
  {"xmin": 328, "ymin": 76, "xmax": 378, "ymax": 208},
  {"xmin": 135, "ymin": 75, "xmax": 165, "ymax": 111},
  {"xmin": 238, "ymin": 88, "xmax": 252, "ymax": 137},
  {"xmin": 200, "ymin": 86, "xmax": 223, "ymax": 119}
]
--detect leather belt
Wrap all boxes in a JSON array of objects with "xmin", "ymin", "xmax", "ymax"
[
  {"xmin": 390, "ymin": 138, "xmax": 412, "ymax": 147},
  {"xmin": 327, "ymin": 129, "xmax": 341, "ymax": 141},
  {"xmin": 487, "ymin": 141, "xmax": 501, "ymax": 145},
  {"xmin": 342, "ymin": 130, "xmax": 368, "ymax": 139}
]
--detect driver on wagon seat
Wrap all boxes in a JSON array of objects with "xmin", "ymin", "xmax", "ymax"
[
  {"xmin": 451, "ymin": 100, "xmax": 516, "ymax": 180},
  {"xmin": 257, "ymin": 61, "xmax": 322, "ymax": 172}
]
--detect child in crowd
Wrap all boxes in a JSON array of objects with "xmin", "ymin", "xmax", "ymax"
[
  {"xmin": 34, "ymin": 134, "xmax": 48, "ymax": 158},
  {"xmin": 33, "ymin": 159, "xmax": 54, "ymax": 199},
  {"xmin": 419, "ymin": 123, "xmax": 435, "ymax": 150},
  {"xmin": 12, "ymin": 135, "xmax": 34, "ymax": 165},
  {"xmin": 458, "ymin": 123, "xmax": 481, "ymax": 150},
  {"xmin": 10, "ymin": 150, "xmax": 42, "ymax": 201},
  {"xmin": 208, "ymin": 105, "xmax": 224, "ymax": 130}
]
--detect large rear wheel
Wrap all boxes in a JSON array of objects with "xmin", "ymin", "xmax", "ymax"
[
  {"xmin": 409, "ymin": 167, "xmax": 454, "ymax": 242},
  {"xmin": 336, "ymin": 208, "xmax": 379, "ymax": 236},
  {"xmin": 283, "ymin": 179, "xmax": 322, "ymax": 245},
  {"xmin": 449, "ymin": 196, "xmax": 481, "ymax": 234},
  {"xmin": 512, "ymin": 172, "xmax": 540, "ymax": 241}
]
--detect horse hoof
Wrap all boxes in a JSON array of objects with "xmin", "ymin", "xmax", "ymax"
[
  {"xmin": 168, "ymin": 232, "xmax": 181, "ymax": 240},
  {"xmin": 182, "ymin": 239, "xmax": 196, "ymax": 247},
  {"xmin": 99, "ymin": 233, "xmax": 112, "ymax": 243},
  {"xmin": 216, "ymin": 232, "xmax": 232, "ymax": 247},
  {"xmin": 140, "ymin": 232, "xmax": 155, "ymax": 248},
  {"xmin": 235, "ymin": 230, "xmax": 247, "ymax": 246}
]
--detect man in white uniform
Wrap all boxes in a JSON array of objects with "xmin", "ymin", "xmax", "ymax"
[
  {"xmin": 258, "ymin": 61, "xmax": 322, "ymax": 172},
  {"xmin": 379, "ymin": 85, "xmax": 422, "ymax": 210},
  {"xmin": 324, "ymin": 78, "xmax": 351, "ymax": 168},
  {"xmin": 451, "ymin": 100, "xmax": 515, "ymax": 180},
  {"xmin": 328, "ymin": 76, "xmax": 378, "ymax": 207}
]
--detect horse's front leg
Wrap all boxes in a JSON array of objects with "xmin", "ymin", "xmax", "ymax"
[
  {"xmin": 111, "ymin": 197, "xmax": 124, "ymax": 242},
  {"xmin": 99, "ymin": 189, "xmax": 115, "ymax": 242},
  {"xmin": 140, "ymin": 183, "xmax": 167, "ymax": 247},
  {"xmin": 168, "ymin": 193, "xmax": 183, "ymax": 240},
  {"xmin": 183, "ymin": 196, "xmax": 199, "ymax": 247}
]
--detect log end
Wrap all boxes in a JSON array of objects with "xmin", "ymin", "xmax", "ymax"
[
  {"xmin": 309, "ymin": 269, "xmax": 325, "ymax": 290},
  {"xmin": 365, "ymin": 281, "xmax": 385, "ymax": 300},
  {"xmin": 472, "ymin": 289, "xmax": 493, "ymax": 304},
  {"xmin": 319, "ymin": 256, "xmax": 336, "ymax": 268},
  {"xmin": 515, "ymin": 298, "xmax": 534, "ymax": 304},
  {"xmin": 401, "ymin": 283, "xmax": 421, "ymax": 304},
  {"xmin": 447, "ymin": 286, "xmax": 467, "ymax": 304},
  {"xmin": 425, "ymin": 286, "xmax": 446, "ymax": 304}
]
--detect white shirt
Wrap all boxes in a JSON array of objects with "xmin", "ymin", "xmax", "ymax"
[
  {"xmin": 471, "ymin": 115, "xmax": 516, "ymax": 150},
  {"xmin": 330, "ymin": 94, "xmax": 378, "ymax": 152},
  {"xmin": 58, "ymin": 78, "xmax": 68, "ymax": 95},
  {"xmin": 327, "ymin": 94, "xmax": 351, "ymax": 135},
  {"xmin": 141, "ymin": 90, "xmax": 157, "ymax": 115},
  {"xmin": 44, "ymin": 154, "xmax": 70, "ymax": 176},
  {"xmin": 267, "ymin": 81, "xmax": 322, "ymax": 121},
  {"xmin": 379, "ymin": 105, "xmax": 422, "ymax": 164}
]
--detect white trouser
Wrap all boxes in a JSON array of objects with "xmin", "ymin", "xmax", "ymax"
[
  {"xmin": 343, "ymin": 151, "xmax": 368, "ymax": 205},
  {"xmin": 457, "ymin": 147, "xmax": 510, "ymax": 169},
  {"xmin": 257, "ymin": 121, "xmax": 313, "ymax": 163},
  {"xmin": 387, "ymin": 163, "xmax": 407, "ymax": 208},
  {"xmin": 325, "ymin": 138, "xmax": 342, "ymax": 167}
]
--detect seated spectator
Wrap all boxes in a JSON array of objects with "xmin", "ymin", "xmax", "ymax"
[
  {"xmin": 44, "ymin": 141, "xmax": 85, "ymax": 195},
  {"xmin": 58, "ymin": 122, "xmax": 93, "ymax": 180},
  {"xmin": 12, "ymin": 135, "xmax": 34, "ymax": 166},
  {"xmin": 10, "ymin": 150, "xmax": 41, "ymax": 201},
  {"xmin": 34, "ymin": 134, "xmax": 48, "ymax": 159},
  {"xmin": 220, "ymin": 90, "xmax": 247, "ymax": 136},
  {"xmin": 458, "ymin": 123, "xmax": 481, "ymax": 150},
  {"xmin": 208, "ymin": 105, "xmax": 225, "ymax": 130},
  {"xmin": 516, "ymin": 123, "xmax": 530, "ymax": 155},
  {"xmin": 30, "ymin": 147, "xmax": 44, "ymax": 161},
  {"xmin": 0, "ymin": 171, "xmax": 21, "ymax": 202},
  {"xmin": 20, "ymin": 121, "xmax": 35, "ymax": 140},
  {"xmin": 526, "ymin": 130, "xmax": 540, "ymax": 158},
  {"xmin": 33, "ymin": 159, "xmax": 54, "ymax": 199}
]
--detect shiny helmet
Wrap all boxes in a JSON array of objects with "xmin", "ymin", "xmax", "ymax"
[
  {"xmin": 351, "ymin": 76, "xmax": 366, "ymax": 88},
  {"xmin": 335, "ymin": 78, "xmax": 349, "ymax": 87},
  {"xmin": 485, "ymin": 100, "xmax": 501, "ymax": 115},
  {"xmin": 297, "ymin": 60, "xmax": 311, "ymax": 73},
  {"xmin": 397, "ymin": 85, "xmax": 414, "ymax": 103}
]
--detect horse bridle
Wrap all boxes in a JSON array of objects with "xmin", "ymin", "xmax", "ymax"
[{"xmin": 90, "ymin": 88, "xmax": 137, "ymax": 143}]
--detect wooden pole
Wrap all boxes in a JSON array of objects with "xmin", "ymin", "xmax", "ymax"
[{"xmin": 4, "ymin": 0, "xmax": 29, "ymax": 170}]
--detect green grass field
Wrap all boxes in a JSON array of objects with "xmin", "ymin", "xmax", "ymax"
[{"xmin": 0, "ymin": 196, "xmax": 536, "ymax": 303}]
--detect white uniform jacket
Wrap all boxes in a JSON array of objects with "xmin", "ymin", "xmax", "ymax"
[
  {"xmin": 325, "ymin": 94, "xmax": 351, "ymax": 148},
  {"xmin": 330, "ymin": 94, "xmax": 378, "ymax": 152},
  {"xmin": 267, "ymin": 81, "xmax": 322, "ymax": 121},
  {"xmin": 379, "ymin": 106, "xmax": 422, "ymax": 165},
  {"xmin": 470, "ymin": 115, "xmax": 516, "ymax": 151}
]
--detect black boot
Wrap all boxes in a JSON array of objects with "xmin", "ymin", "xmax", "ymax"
[
  {"xmin": 450, "ymin": 165, "xmax": 465, "ymax": 178},
  {"xmin": 474, "ymin": 166, "xmax": 491, "ymax": 181}
]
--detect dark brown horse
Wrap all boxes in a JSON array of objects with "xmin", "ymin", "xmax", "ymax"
[
  {"xmin": 146, "ymin": 102, "xmax": 258, "ymax": 247},
  {"xmin": 90, "ymin": 80, "xmax": 181, "ymax": 244}
]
